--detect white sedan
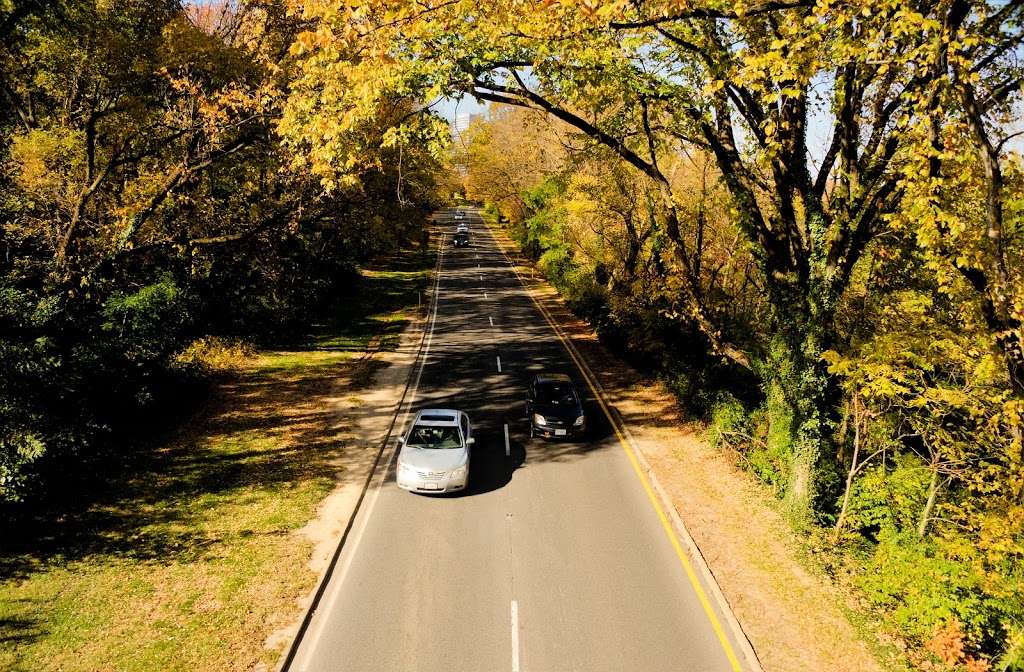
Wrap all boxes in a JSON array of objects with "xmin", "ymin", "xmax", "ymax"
[{"xmin": 396, "ymin": 409, "xmax": 474, "ymax": 493}]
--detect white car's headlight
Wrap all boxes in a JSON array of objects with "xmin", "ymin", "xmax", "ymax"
[
  {"xmin": 450, "ymin": 465, "xmax": 468, "ymax": 479},
  {"xmin": 574, "ymin": 415, "xmax": 585, "ymax": 427},
  {"xmin": 398, "ymin": 462, "xmax": 415, "ymax": 474},
  {"xmin": 533, "ymin": 414, "xmax": 547, "ymax": 426}
]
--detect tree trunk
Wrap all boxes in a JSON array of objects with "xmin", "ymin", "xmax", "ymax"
[
  {"xmin": 773, "ymin": 274, "xmax": 844, "ymax": 523},
  {"xmin": 834, "ymin": 396, "xmax": 861, "ymax": 536},
  {"xmin": 918, "ymin": 463, "xmax": 941, "ymax": 538}
]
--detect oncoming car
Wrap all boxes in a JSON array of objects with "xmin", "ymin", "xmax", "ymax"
[
  {"xmin": 526, "ymin": 373, "xmax": 586, "ymax": 439},
  {"xmin": 396, "ymin": 410, "xmax": 474, "ymax": 493}
]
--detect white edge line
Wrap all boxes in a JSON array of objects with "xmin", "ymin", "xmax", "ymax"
[
  {"xmin": 293, "ymin": 232, "xmax": 445, "ymax": 669},
  {"xmin": 504, "ymin": 423, "xmax": 510, "ymax": 457},
  {"xmin": 497, "ymin": 355, "xmax": 502, "ymax": 373},
  {"xmin": 511, "ymin": 599, "xmax": 520, "ymax": 672}
]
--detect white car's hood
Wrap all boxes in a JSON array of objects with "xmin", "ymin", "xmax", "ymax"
[{"xmin": 400, "ymin": 447, "xmax": 468, "ymax": 472}]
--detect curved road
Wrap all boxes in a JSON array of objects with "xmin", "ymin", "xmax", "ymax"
[{"xmin": 289, "ymin": 207, "xmax": 749, "ymax": 672}]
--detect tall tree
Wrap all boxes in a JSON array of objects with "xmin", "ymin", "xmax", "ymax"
[{"xmin": 283, "ymin": 0, "xmax": 1023, "ymax": 517}]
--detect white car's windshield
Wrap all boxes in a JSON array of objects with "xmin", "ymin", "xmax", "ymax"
[{"xmin": 406, "ymin": 425, "xmax": 462, "ymax": 449}]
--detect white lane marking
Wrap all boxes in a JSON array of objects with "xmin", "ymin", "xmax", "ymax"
[
  {"xmin": 504, "ymin": 423, "xmax": 510, "ymax": 457},
  {"xmin": 480, "ymin": 274, "xmax": 484, "ymax": 281},
  {"xmin": 294, "ymin": 234, "xmax": 445, "ymax": 668},
  {"xmin": 485, "ymin": 291, "xmax": 488, "ymax": 299},
  {"xmin": 489, "ymin": 316, "xmax": 494, "ymax": 327},
  {"xmin": 511, "ymin": 600, "xmax": 520, "ymax": 672},
  {"xmin": 496, "ymin": 355, "xmax": 502, "ymax": 373}
]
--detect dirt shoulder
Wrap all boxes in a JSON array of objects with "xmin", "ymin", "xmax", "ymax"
[{"xmin": 488, "ymin": 224, "xmax": 893, "ymax": 672}]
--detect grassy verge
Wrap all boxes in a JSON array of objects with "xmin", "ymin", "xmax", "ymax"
[{"xmin": 0, "ymin": 245, "xmax": 434, "ymax": 672}]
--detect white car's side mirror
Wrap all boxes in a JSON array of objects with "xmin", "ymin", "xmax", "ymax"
[
  {"xmin": 466, "ymin": 437, "xmax": 476, "ymax": 445},
  {"xmin": 396, "ymin": 437, "xmax": 404, "ymax": 445}
]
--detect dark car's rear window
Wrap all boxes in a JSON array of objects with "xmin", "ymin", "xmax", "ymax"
[
  {"xmin": 420, "ymin": 414, "xmax": 456, "ymax": 422},
  {"xmin": 536, "ymin": 382, "xmax": 577, "ymax": 406}
]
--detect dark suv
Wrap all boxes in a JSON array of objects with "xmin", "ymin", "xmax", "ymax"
[
  {"xmin": 526, "ymin": 373, "xmax": 586, "ymax": 439},
  {"xmin": 453, "ymin": 231, "xmax": 470, "ymax": 247}
]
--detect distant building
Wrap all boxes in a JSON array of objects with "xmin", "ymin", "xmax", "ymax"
[{"xmin": 452, "ymin": 112, "xmax": 481, "ymax": 146}]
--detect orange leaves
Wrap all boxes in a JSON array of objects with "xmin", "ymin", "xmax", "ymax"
[{"xmin": 923, "ymin": 620, "xmax": 992, "ymax": 672}]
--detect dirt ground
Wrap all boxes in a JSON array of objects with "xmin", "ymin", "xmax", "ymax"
[{"xmin": 489, "ymin": 226, "xmax": 891, "ymax": 672}]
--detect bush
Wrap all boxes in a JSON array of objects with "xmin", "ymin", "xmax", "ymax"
[
  {"xmin": 859, "ymin": 529, "xmax": 1005, "ymax": 659},
  {"xmin": 746, "ymin": 381, "xmax": 793, "ymax": 492},
  {"xmin": 706, "ymin": 393, "xmax": 750, "ymax": 450},
  {"xmin": 175, "ymin": 337, "xmax": 256, "ymax": 373},
  {"xmin": 0, "ymin": 430, "xmax": 45, "ymax": 502},
  {"xmin": 101, "ymin": 275, "xmax": 193, "ymax": 364}
]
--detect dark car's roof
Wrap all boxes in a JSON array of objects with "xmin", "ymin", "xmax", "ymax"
[{"xmin": 534, "ymin": 373, "xmax": 572, "ymax": 384}]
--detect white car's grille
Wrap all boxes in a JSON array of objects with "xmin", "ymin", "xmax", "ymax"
[{"xmin": 417, "ymin": 470, "xmax": 446, "ymax": 481}]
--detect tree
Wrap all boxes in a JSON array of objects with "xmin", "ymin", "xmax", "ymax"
[
  {"xmin": 0, "ymin": 0, "xmax": 448, "ymax": 502},
  {"xmin": 283, "ymin": 0, "xmax": 1023, "ymax": 518}
]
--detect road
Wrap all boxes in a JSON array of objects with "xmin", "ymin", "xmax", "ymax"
[{"xmin": 289, "ymin": 207, "xmax": 748, "ymax": 672}]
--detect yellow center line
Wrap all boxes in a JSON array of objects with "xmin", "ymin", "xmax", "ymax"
[{"xmin": 490, "ymin": 224, "xmax": 745, "ymax": 672}]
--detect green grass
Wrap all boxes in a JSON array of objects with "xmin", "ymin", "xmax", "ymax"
[
  {"xmin": 0, "ymin": 243, "xmax": 436, "ymax": 672},
  {"xmin": 310, "ymin": 263, "xmax": 432, "ymax": 353}
]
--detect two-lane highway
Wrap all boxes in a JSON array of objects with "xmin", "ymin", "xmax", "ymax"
[{"xmin": 289, "ymin": 207, "xmax": 748, "ymax": 672}]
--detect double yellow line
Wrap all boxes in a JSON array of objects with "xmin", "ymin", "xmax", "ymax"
[{"xmin": 488, "ymin": 223, "xmax": 746, "ymax": 672}]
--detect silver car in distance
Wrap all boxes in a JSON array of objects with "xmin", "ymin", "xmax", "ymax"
[{"xmin": 396, "ymin": 409, "xmax": 474, "ymax": 493}]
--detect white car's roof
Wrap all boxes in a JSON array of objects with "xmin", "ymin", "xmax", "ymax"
[{"xmin": 413, "ymin": 409, "xmax": 461, "ymax": 426}]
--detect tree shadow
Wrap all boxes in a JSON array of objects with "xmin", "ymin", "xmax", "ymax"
[{"xmin": 0, "ymin": 614, "xmax": 43, "ymax": 647}]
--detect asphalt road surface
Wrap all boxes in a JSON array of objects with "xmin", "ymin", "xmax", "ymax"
[{"xmin": 290, "ymin": 207, "xmax": 748, "ymax": 672}]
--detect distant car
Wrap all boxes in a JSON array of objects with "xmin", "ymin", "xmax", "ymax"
[
  {"xmin": 454, "ymin": 211, "xmax": 465, "ymax": 220},
  {"xmin": 526, "ymin": 374, "xmax": 586, "ymax": 439},
  {"xmin": 453, "ymin": 231, "xmax": 470, "ymax": 247},
  {"xmin": 456, "ymin": 222, "xmax": 469, "ymax": 233},
  {"xmin": 396, "ymin": 409, "xmax": 474, "ymax": 493}
]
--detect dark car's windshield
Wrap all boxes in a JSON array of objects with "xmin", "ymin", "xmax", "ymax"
[
  {"xmin": 536, "ymin": 383, "xmax": 578, "ymax": 407},
  {"xmin": 406, "ymin": 425, "xmax": 462, "ymax": 449}
]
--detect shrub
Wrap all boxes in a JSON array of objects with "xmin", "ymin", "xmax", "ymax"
[
  {"xmin": 0, "ymin": 430, "xmax": 45, "ymax": 502},
  {"xmin": 101, "ymin": 275, "xmax": 193, "ymax": 364},
  {"xmin": 859, "ymin": 529, "xmax": 1005, "ymax": 659},
  {"xmin": 175, "ymin": 337, "xmax": 256, "ymax": 373},
  {"xmin": 706, "ymin": 393, "xmax": 750, "ymax": 450}
]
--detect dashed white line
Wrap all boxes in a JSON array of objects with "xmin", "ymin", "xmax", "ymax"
[
  {"xmin": 489, "ymin": 316, "xmax": 494, "ymax": 327},
  {"xmin": 511, "ymin": 599, "xmax": 520, "ymax": 672},
  {"xmin": 480, "ymin": 274, "xmax": 484, "ymax": 282},
  {"xmin": 496, "ymin": 355, "xmax": 502, "ymax": 373},
  {"xmin": 504, "ymin": 423, "xmax": 510, "ymax": 456},
  {"xmin": 484, "ymin": 291, "xmax": 488, "ymax": 299}
]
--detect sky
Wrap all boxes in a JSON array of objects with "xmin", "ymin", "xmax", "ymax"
[{"xmin": 436, "ymin": 95, "xmax": 490, "ymax": 125}]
